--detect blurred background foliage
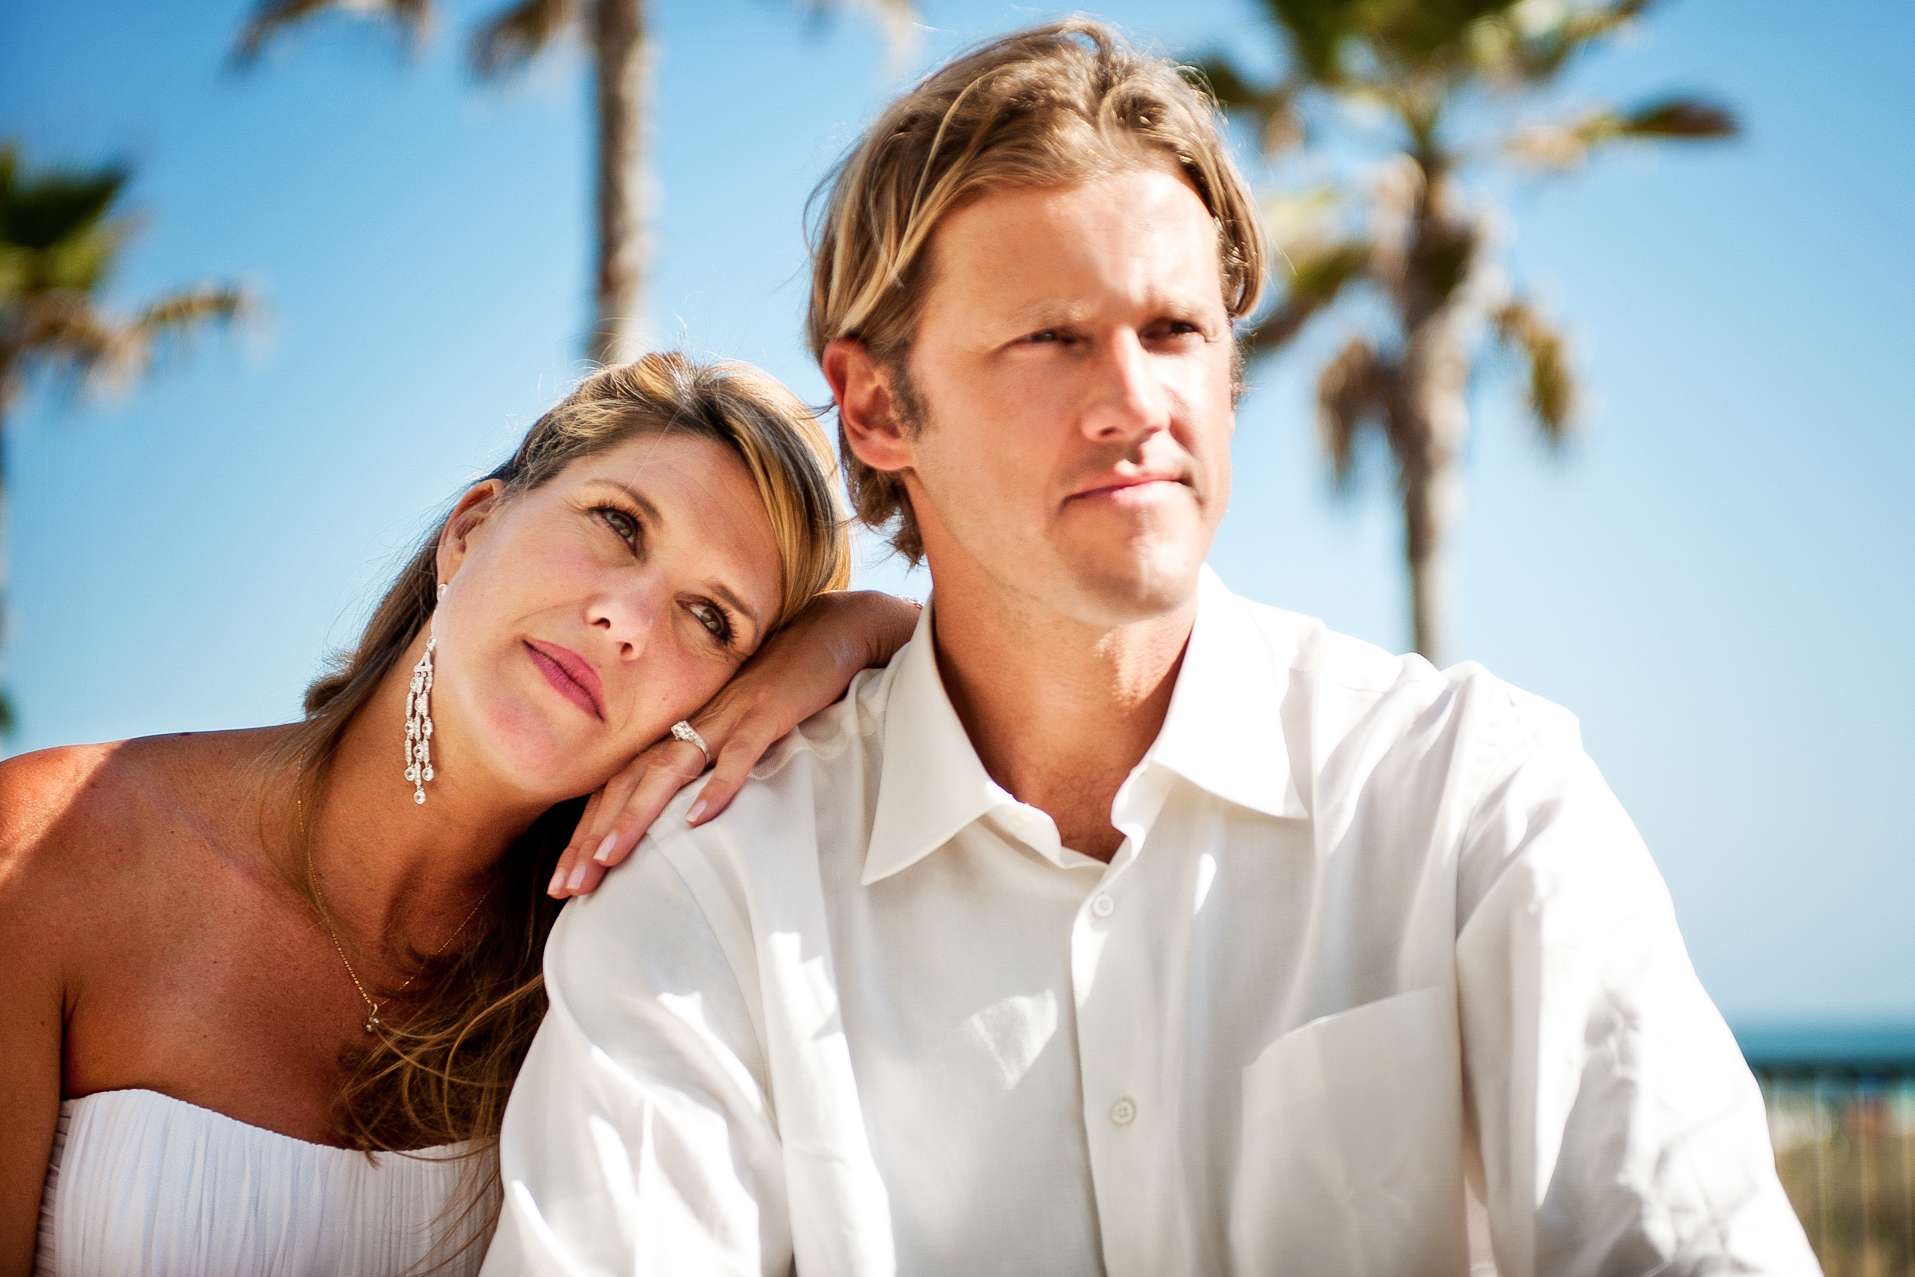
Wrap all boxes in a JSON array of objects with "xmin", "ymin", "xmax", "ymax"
[
  {"xmin": 228, "ymin": 0, "xmax": 916, "ymax": 364},
  {"xmin": 0, "ymin": 143, "xmax": 248, "ymax": 738},
  {"xmin": 1202, "ymin": 0, "xmax": 1736, "ymax": 663}
]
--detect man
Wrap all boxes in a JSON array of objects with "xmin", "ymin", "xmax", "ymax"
[{"xmin": 484, "ymin": 20, "xmax": 1815, "ymax": 1275}]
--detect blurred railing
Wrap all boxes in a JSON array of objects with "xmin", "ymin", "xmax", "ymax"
[{"xmin": 1743, "ymin": 1027, "xmax": 1915, "ymax": 1276}]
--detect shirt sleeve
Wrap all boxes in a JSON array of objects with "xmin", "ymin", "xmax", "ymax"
[
  {"xmin": 1452, "ymin": 687, "xmax": 1820, "ymax": 1277},
  {"xmin": 480, "ymin": 838, "xmax": 790, "ymax": 1277}
]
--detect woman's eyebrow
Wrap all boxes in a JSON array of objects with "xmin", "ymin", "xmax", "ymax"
[
  {"xmin": 709, "ymin": 581, "xmax": 764, "ymax": 640},
  {"xmin": 592, "ymin": 478, "xmax": 665, "ymax": 529}
]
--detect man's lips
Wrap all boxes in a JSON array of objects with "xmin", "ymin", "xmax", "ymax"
[
  {"xmin": 524, "ymin": 640, "xmax": 605, "ymax": 719},
  {"xmin": 1063, "ymin": 473, "xmax": 1187, "ymax": 505}
]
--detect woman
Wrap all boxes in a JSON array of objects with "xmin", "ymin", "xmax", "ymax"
[{"xmin": 0, "ymin": 353, "xmax": 919, "ymax": 1275}]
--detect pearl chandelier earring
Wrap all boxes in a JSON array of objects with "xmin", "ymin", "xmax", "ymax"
[{"xmin": 404, "ymin": 583, "xmax": 445, "ymax": 805}]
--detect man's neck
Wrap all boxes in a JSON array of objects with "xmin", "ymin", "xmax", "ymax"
[{"xmin": 929, "ymin": 575, "xmax": 1194, "ymax": 862}]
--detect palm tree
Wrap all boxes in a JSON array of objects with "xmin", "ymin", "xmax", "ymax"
[
  {"xmin": 1197, "ymin": 0, "xmax": 1736, "ymax": 663},
  {"xmin": 232, "ymin": 0, "xmax": 915, "ymax": 367},
  {"xmin": 0, "ymin": 143, "xmax": 249, "ymax": 741}
]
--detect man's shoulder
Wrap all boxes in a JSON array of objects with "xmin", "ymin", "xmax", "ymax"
[
  {"xmin": 566, "ymin": 669, "xmax": 888, "ymax": 948},
  {"xmin": 1221, "ymin": 588, "xmax": 1579, "ymax": 772}
]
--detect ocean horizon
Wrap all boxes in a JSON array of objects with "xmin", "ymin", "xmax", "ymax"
[{"xmin": 1732, "ymin": 1021, "xmax": 1915, "ymax": 1066}]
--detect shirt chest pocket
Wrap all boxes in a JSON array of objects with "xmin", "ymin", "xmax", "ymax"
[{"xmin": 1227, "ymin": 985, "xmax": 1469, "ymax": 1275}]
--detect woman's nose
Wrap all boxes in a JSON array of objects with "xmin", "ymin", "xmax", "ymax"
[{"xmin": 591, "ymin": 573, "xmax": 663, "ymax": 661}]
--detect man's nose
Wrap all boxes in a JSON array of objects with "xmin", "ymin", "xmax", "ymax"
[
  {"xmin": 1078, "ymin": 330, "xmax": 1171, "ymax": 444},
  {"xmin": 592, "ymin": 571, "xmax": 663, "ymax": 661}
]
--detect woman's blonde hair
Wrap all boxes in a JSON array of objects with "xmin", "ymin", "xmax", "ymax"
[
  {"xmin": 805, "ymin": 17, "xmax": 1267, "ymax": 563},
  {"xmin": 270, "ymin": 352, "xmax": 848, "ymax": 1265}
]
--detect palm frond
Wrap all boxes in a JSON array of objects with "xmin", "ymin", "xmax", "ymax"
[
  {"xmin": 106, "ymin": 285, "xmax": 252, "ymax": 393},
  {"xmin": 1367, "ymin": 0, "xmax": 1522, "ymax": 72},
  {"xmin": 1249, "ymin": 238, "xmax": 1372, "ymax": 356},
  {"xmin": 1190, "ymin": 57, "xmax": 1306, "ymax": 156},
  {"xmin": 1189, "ymin": 55, "xmax": 1264, "ymax": 111},
  {"xmin": 0, "ymin": 147, "xmax": 136, "ymax": 300},
  {"xmin": 1506, "ymin": 93, "xmax": 1738, "ymax": 168},
  {"xmin": 793, "ymin": 0, "xmax": 922, "ymax": 71},
  {"xmin": 851, "ymin": 0, "xmax": 923, "ymax": 68},
  {"xmin": 1491, "ymin": 297, "xmax": 1576, "ymax": 439},
  {"xmin": 469, "ymin": 0, "xmax": 578, "ymax": 78},
  {"xmin": 1466, "ymin": 0, "xmax": 1651, "ymax": 85},
  {"xmin": 1316, "ymin": 335, "xmax": 1392, "ymax": 489},
  {"xmin": 32, "ymin": 221, "xmax": 133, "ymax": 297},
  {"xmin": 0, "ymin": 158, "xmax": 129, "ymax": 255},
  {"xmin": 13, "ymin": 291, "xmax": 112, "ymax": 354},
  {"xmin": 12, "ymin": 283, "xmax": 251, "ymax": 398},
  {"xmin": 133, "ymin": 285, "xmax": 253, "ymax": 337},
  {"xmin": 1266, "ymin": 0, "xmax": 1371, "ymax": 84},
  {"xmin": 1621, "ymin": 96, "xmax": 1739, "ymax": 140},
  {"xmin": 232, "ymin": 0, "xmax": 433, "ymax": 68}
]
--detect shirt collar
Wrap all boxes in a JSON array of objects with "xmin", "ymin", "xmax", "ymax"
[
  {"xmin": 1139, "ymin": 565, "xmax": 1310, "ymax": 822},
  {"xmin": 862, "ymin": 566, "xmax": 1308, "ymax": 887},
  {"xmin": 862, "ymin": 596, "xmax": 1023, "ymax": 886}
]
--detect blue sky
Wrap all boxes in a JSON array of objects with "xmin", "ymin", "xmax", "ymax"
[{"xmin": 4, "ymin": 1, "xmax": 1910, "ymax": 1026}]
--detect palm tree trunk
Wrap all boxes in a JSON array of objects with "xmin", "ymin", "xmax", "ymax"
[
  {"xmin": 0, "ymin": 419, "xmax": 14, "ymax": 745},
  {"xmin": 1392, "ymin": 161, "xmax": 1476, "ymax": 666},
  {"xmin": 588, "ymin": 0, "xmax": 650, "ymax": 366},
  {"xmin": 1397, "ymin": 315, "xmax": 1467, "ymax": 665},
  {"xmin": 1403, "ymin": 458, "xmax": 1459, "ymax": 665}
]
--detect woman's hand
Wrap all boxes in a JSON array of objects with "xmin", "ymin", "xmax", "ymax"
[{"xmin": 548, "ymin": 590, "xmax": 922, "ymax": 898}]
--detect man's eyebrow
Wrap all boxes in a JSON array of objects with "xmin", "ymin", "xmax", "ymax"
[
  {"xmin": 1000, "ymin": 293, "xmax": 1215, "ymax": 331},
  {"xmin": 1003, "ymin": 301, "xmax": 1093, "ymax": 331}
]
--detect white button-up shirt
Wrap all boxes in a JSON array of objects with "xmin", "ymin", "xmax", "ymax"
[{"xmin": 485, "ymin": 569, "xmax": 1815, "ymax": 1275}]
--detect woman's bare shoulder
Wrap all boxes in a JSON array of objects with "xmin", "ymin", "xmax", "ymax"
[
  {"xmin": 0, "ymin": 729, "xmax": 281, "ymax": 906},
  {"xmin": 0, "ymin": 741, "xmax": 123, "ymax": 874}
]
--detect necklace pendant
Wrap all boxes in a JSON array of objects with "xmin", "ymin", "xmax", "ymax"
[{"xmin": 363, "ymin": 1008, "xmax": 380, "ymax": 1034}]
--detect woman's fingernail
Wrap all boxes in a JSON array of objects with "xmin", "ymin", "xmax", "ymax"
[
  {"xmin": 566, "ymin": 862, "xmax": 589, "ymax": 892},
  {"xmin": 548, "ymin": 865, "xmax": 567, "ymax": 896},
  {"xmin": 592, "ymin": 833, "xmax": 619, "ymax": 863},
  {"xmin": 686, "ymin": 800, "xmax": 707, "ymax": 825}
]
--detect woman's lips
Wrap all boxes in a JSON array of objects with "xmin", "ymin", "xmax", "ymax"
[{"xmin": 524, "ymin": 640, "xmax": 604, "ymax": 719}]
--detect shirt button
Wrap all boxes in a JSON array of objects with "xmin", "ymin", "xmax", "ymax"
[
  {"xmin": 1110, "ymin": 1096, "xmax": 1138, "ymax": 1126},
  {"xmin": 1090, "ymin": 892, "xmax": 1116, "ymax": 919}
]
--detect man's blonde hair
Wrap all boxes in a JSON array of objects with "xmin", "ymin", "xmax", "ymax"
[{"xmin": 806, "ymin": 17, "xmax": 1267, "ymax": 562}]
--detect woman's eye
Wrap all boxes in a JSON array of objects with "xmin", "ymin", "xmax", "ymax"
[
  {"xmin": 689, "ymin": 601, "xmax": 734, "ymax": 645},
  {"xmin": 1027, "ymin": 329, "xmax": 1064, "ymax": 345},
  {"xmin": 595, "ymin": 505, "xmax": 640, "ymax": 546}
]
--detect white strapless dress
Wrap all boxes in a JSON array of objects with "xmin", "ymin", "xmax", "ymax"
[{"xmin": 36, "ymin": 1089, "xmax": 486, "ymax": 1276}]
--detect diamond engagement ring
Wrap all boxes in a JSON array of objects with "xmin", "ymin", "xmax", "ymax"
[{"xmin": 670, "ymin": 719, "xmax": 711, "ymax": 767}]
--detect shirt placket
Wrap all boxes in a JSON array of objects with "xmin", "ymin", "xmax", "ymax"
[{"xmin": 1071, "ymin": 765, "xmax": 1174, "ymax": 1277}]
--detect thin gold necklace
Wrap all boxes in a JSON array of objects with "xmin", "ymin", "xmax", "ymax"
[{"xmin": 303, "ymin": 837, "xmax": 492, "ymax": 1035}]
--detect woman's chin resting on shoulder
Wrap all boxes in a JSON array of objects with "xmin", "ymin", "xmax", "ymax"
[{"xmin": 0, "ymin": 351, "xmax": 921, "ymax": 1277}]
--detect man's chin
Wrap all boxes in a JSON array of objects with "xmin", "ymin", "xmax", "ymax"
[{"xmin": 1056, "ymin": 548, "xmax": 1205, "ymax": 628}]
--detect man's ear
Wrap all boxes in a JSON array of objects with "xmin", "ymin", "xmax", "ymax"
[
  {"xmin": 822, "ymin": 338, "xmax": 915, "ymax": 475},
  {"xmin": 434, "ymin": 478, "xmax": 506, "ymax": 586}
]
